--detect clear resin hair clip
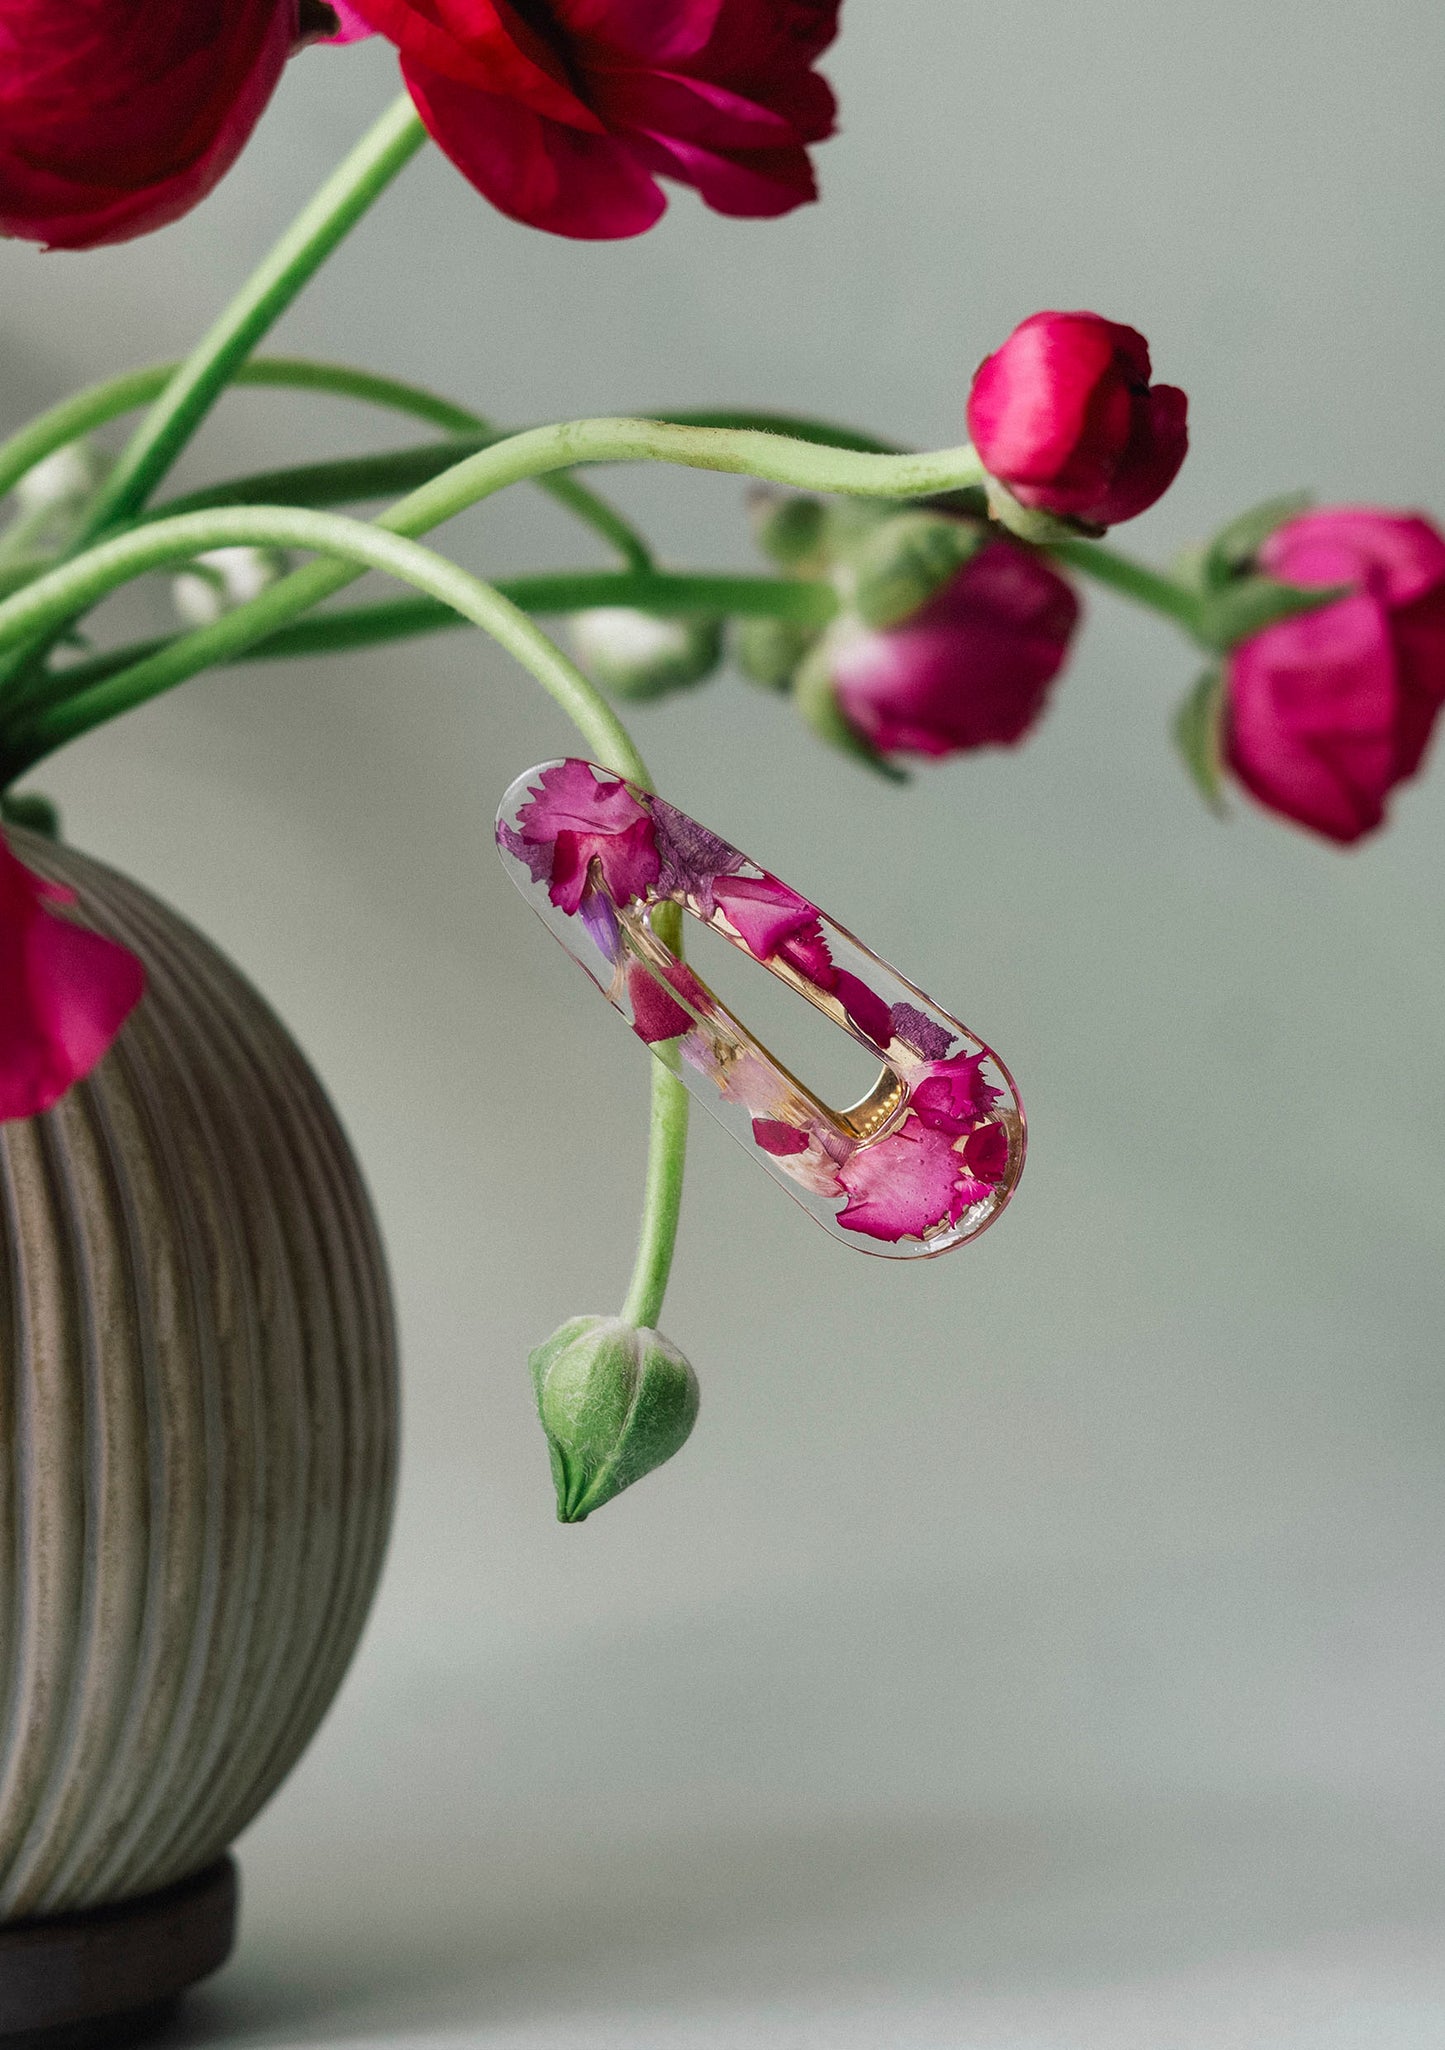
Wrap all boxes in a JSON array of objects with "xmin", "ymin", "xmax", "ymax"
[{"xmin": 497, "ymin": 760, "xmax": 1026, "ymax": 1259}]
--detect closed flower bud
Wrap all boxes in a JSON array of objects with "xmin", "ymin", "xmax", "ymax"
[
  {"xmin": 12, "ymin": 440, "xmax": 111, "ymax": 520},
  {"xmin": 0, "ymin": 0, "xmax": 295, "ymax": 250},
  {"xmin": 735, "ymin": 616, "xmax": 823, "ymax": 693},
  {"xmin": 849, "ymin": 511, "xmax": 987, "ymax": 630},
  {"xmin": 967, "ymin": 310, "xmax": 1188, "ymax": 532},
  {"xmin": 825, "ymin": 536, "xmax": 1079, "ymax": 762},
  {"xmin": 171, "ymin": 546, "xmax": 290, "ymax": 628},
  {"xmin": 529, "ymin": 1315, "xmax": 700, "ymax": 1524},
  {"xmin": 570, "ymin": 609, "xmax": 723, "ymax": 701},
  {"xmin": 749, "ymin": 490, "xmax": 831, "ymax": 573},
  {"xmin": 1223, "ymin": 506, "xmax": 1445, "ymax": 843}
]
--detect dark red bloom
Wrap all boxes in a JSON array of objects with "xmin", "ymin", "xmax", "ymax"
[
  {"xmin": 347, "ymin": 0, "xmax": 842, "ymax": 238},
  {"xmin": 967, "ymin": 311, "xmax": 1188, "ymax": 529},
  {"xmin": 0, "ymin": 0, "xmax": 295, "ymax": 250},
  {"xmin": 830, "ymin": 538, "xmax": 1079, "ymax": 761},
  {"xmin": 0, "ymin": 833, "xmax": 145, "ymax": 1121},
  {"xmin": 1225, "ymin": 507, "xmax": 1445, "ymax": 844}
]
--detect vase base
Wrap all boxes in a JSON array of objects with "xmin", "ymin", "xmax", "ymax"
[{"xmin": 0, "ymin": 1859, "xmax": 236, "ymax": 2048}]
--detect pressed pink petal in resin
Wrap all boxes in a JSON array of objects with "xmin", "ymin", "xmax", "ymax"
[
  {"xmin": 517, "ymin": 759, "xmax": 660, "ymax": 913},
  {"xmin": 628, "ymin": 960, "xmax": 696, "ymax": 1043},
  {"xmin": 836, "ymin": 1115, "xmax": 976, "ymax": 1243},
  {"xmin": 911, "ymin": 1051, "xmax": 1003, "ymax": 1137},
  {"xmin": 831, "ymin": 967, "xmax": 893, "ymax": 1049},
  {"xmin": 712, "ymin": 872, "xmax": 819, "ymax": 960},
  {"xmin": 775, "ymin": 918, "xmax": 837, "ymax": 987},
  {"xmin": 752, "ymin": 1117, "xmax": 809, "ymax": 1157},
  {"xmin": 0, "ymin": 836, "xmax": 145, "ymax": 1121},
  {"xmin": 961, "ymin": 1119, "xmax": 1010, "ymax": 1183}
]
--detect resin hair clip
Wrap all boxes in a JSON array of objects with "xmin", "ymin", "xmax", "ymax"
[{"xmin": 497, "ymin": 760, "xmax": 1025, "ymax": 1259}]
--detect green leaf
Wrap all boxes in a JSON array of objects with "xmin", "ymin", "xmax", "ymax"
[
  {"xmin": 1172, "ymin": 669, "xmax": 1228, "ymax": 815},
  {"xmin": 1197, "ymin": 575, "xmax": 1347, "ymax": 653},
  {"xmin": 1203, "ymin": 493, "xmax": 1314, "ymax": 587}
]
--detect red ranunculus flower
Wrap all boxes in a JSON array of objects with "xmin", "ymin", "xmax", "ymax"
[
  {"xmin": 829, "ymin": 537, "xmax": 1080, "ymax": 761},
  {"xmin": 0, "ymin": 0, "xmax": 296, "ymax": 251},
  {"xmin": 1225, "ymin": 507, "xmax": 1445, "ymax": 844},
  {"xmin": 0, "ymin": 833, "xmax": 145, "ymax": 1121},
  {"xmin": 967, "ymin": 310, "xmax": 1188, "ymax": 529},
  {"xmin": 346, "ymin": 0, "xmax": 842, "ymax": 238}
]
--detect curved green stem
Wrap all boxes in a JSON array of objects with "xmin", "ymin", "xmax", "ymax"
[
  {"xmin": 1046, "ymin": 535, "xmax": 1205, "ymax": 637},
  {"xmin": 621, "ymin": 1000, "xmax": 690, "ymax": 1329},
  {"xmin": 30, "ymin": 571, "xmax": 833, "ymax": 712},
  {"xmin": 0, "ymin": 418, "xmax": 982, "ymax": 743},
  {"xmin": 0, "ymin": 506, "xmax": 641, "ymax": 777},
  {"xmin": 0, "ymin": 502, "xmax": 695, "ymax": 1351},
  {"xmin": 78, "ymin": 98, "xmax": 428, "ymax": 539}
]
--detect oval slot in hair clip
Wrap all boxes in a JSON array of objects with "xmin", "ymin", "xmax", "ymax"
[{"xmin": 497, "ymin": 760, "xmax": 1025, "ymax": 1259}]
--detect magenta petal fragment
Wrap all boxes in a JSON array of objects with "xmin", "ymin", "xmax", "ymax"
[
  {"xmin": 831, "ymin": 968, "xmax": 893, "ymax": 1049},
  {"xmin": 628, "ymin": 962, "xmax": 695, "ymax": 1043},
  {"xmin": 836, "ymin": 1115, "xmax": 976, "ymax": 1243},
  {"xmin": 712, "ymin": 872, "xmax": 821, "ymax": 961},
  {"xmin": 960, "ymin": 1119, "xmax": 1010, "ymax": 1183},
  {"xmin": 752, "ymin": 1117, "xmax": 809, "ymax": 1157},
  {"xmin": 911, "ymin": 1051, "xmax": 1003, "ymax": 1137},
  {"xmin": 0, "ymin": 838, "xmax": 145, "ymax": 1122},
  {"xmin": 518, "ymin": 760, "xmax": 660, "ymax": 911}
]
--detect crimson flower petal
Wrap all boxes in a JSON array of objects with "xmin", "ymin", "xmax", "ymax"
[
  {"xmin": 0, "ymin": 836, "xmax": 144, "ymax": 1121},
  {"xmin": 836, "ymin": 1115, "xmax": 977, "ymax": 1244}
]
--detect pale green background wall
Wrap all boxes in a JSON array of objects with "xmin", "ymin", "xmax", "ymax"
[{"xmin": 3, "ymin": 6, "xmax": 1444, "ymax": 2041}]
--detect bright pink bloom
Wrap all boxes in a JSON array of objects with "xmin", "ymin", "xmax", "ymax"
[
  {"xmin": 0, "ymin": 0, "xmax": 294, "ymax": 250},
  {"xmin": 346, "ymin": 0, "xmax": 841, "ymax": 238},
  {"xmin": 1225, "ymin": 507, "xmax": 1445, "ymax": 844},
  {"xmin": 516, "ymin": 758, "xmax": 660, "ymax": 914},
  {"xmin": 910, "ymin": 1051, "xmax": 1002, "ymax": 1137},
  {"xmin": 831, "ymin": 538, "xmax": 1079, "ymax": 761},
  {"xmin": 0, "ymin": 835, "xmax": 144, "ymax": 1121},
  {"xmin": 836, "ymin": 1115, "xmax": 978, "ymax": 1244},
  {"xmin": 967, "ymin": 311, "xmax": 1188, "ymax": 529}
]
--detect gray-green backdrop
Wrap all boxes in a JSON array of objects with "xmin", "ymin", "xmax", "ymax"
[{"xmin": 3, "ymin": 6, "xmax": 1443, "ymax": 2043}]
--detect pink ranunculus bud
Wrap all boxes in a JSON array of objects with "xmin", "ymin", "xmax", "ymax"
[
  {"xmin": 967, "ymin": 311, "xmax": 1189, "ymax": 530},
  {"xmin": 0, "ymin": 832, "xmax": 145, "ymax": 1121},
  {"xmin": 0, "ymin": 0, "xmax": 295, "ymax": 250},
  {"xmin": 346, "ymin": 0, "xmax": 842, "ymax": 238},
  {"xmin": 827, "ymin": 537, "xmax": 1080, "ymax": 762},
  {"xmin": 1224, "ymin": 507, "xmax": 1445, "ymax": 844}
]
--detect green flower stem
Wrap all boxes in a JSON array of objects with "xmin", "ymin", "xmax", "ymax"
[
  {"xmin": 0, "ymin": 506, "xmax": 638, "ymax": 771},
  {"xmin": 621, "ymin": 980, "xmax": 690, "ymax": 1333},
  {"xmin": 29, "ymin": 572, "xmax": 835, "ymax": 715},
  {"xmin": 1045, "ymin": 535, "xmax": 1205, "ymax": 637},
  {"xmin": 0, "ymin": 502, "xmax": 696, "ymax": 1354},
  {"xmin": 0, "ymin": 418, "xmax": 983, "ymax": 745},
  {"xmin": 78, "ymin": 98, "xmax": 428, "ymax": 540},
  {"xmin": 0, "ymin": 359, "xmax": 652, "ymax": 597}
]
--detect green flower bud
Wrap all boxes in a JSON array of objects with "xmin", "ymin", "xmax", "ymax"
[
  {"xmin": 530, "ymin": 1315, "xmax": 700, "ymax": 1523},
  {"xmin": 749, "ymin": 489, "xmax": 829, "ymax": 572},
  {"xmin": 0, "ymin": 790, "xmax": 61, "ymax": 841},
  {"xmin": 849, "ymin": 511, "xmax": 986, "ymax": 629},
  {"xmin": 570, "ymin": 609, "xmax": 723, "ymax": 700},
  {"xmin": 172, "ymin": 546, "xmax": 290, "ymax": 627},
  {"xmin": 734, "ymin": 614, "xmax": 821, "ymax": 692}
]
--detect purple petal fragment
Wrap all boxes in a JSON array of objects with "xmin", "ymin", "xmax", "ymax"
[{"xmin": 889, "ymin": 1002, "xmax": 956, "ymax": 1062}]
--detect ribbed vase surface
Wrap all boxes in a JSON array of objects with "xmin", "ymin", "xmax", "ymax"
[{"xmin": 0, "ymin": 833, "xmax": 397, "ymax": 1920}]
